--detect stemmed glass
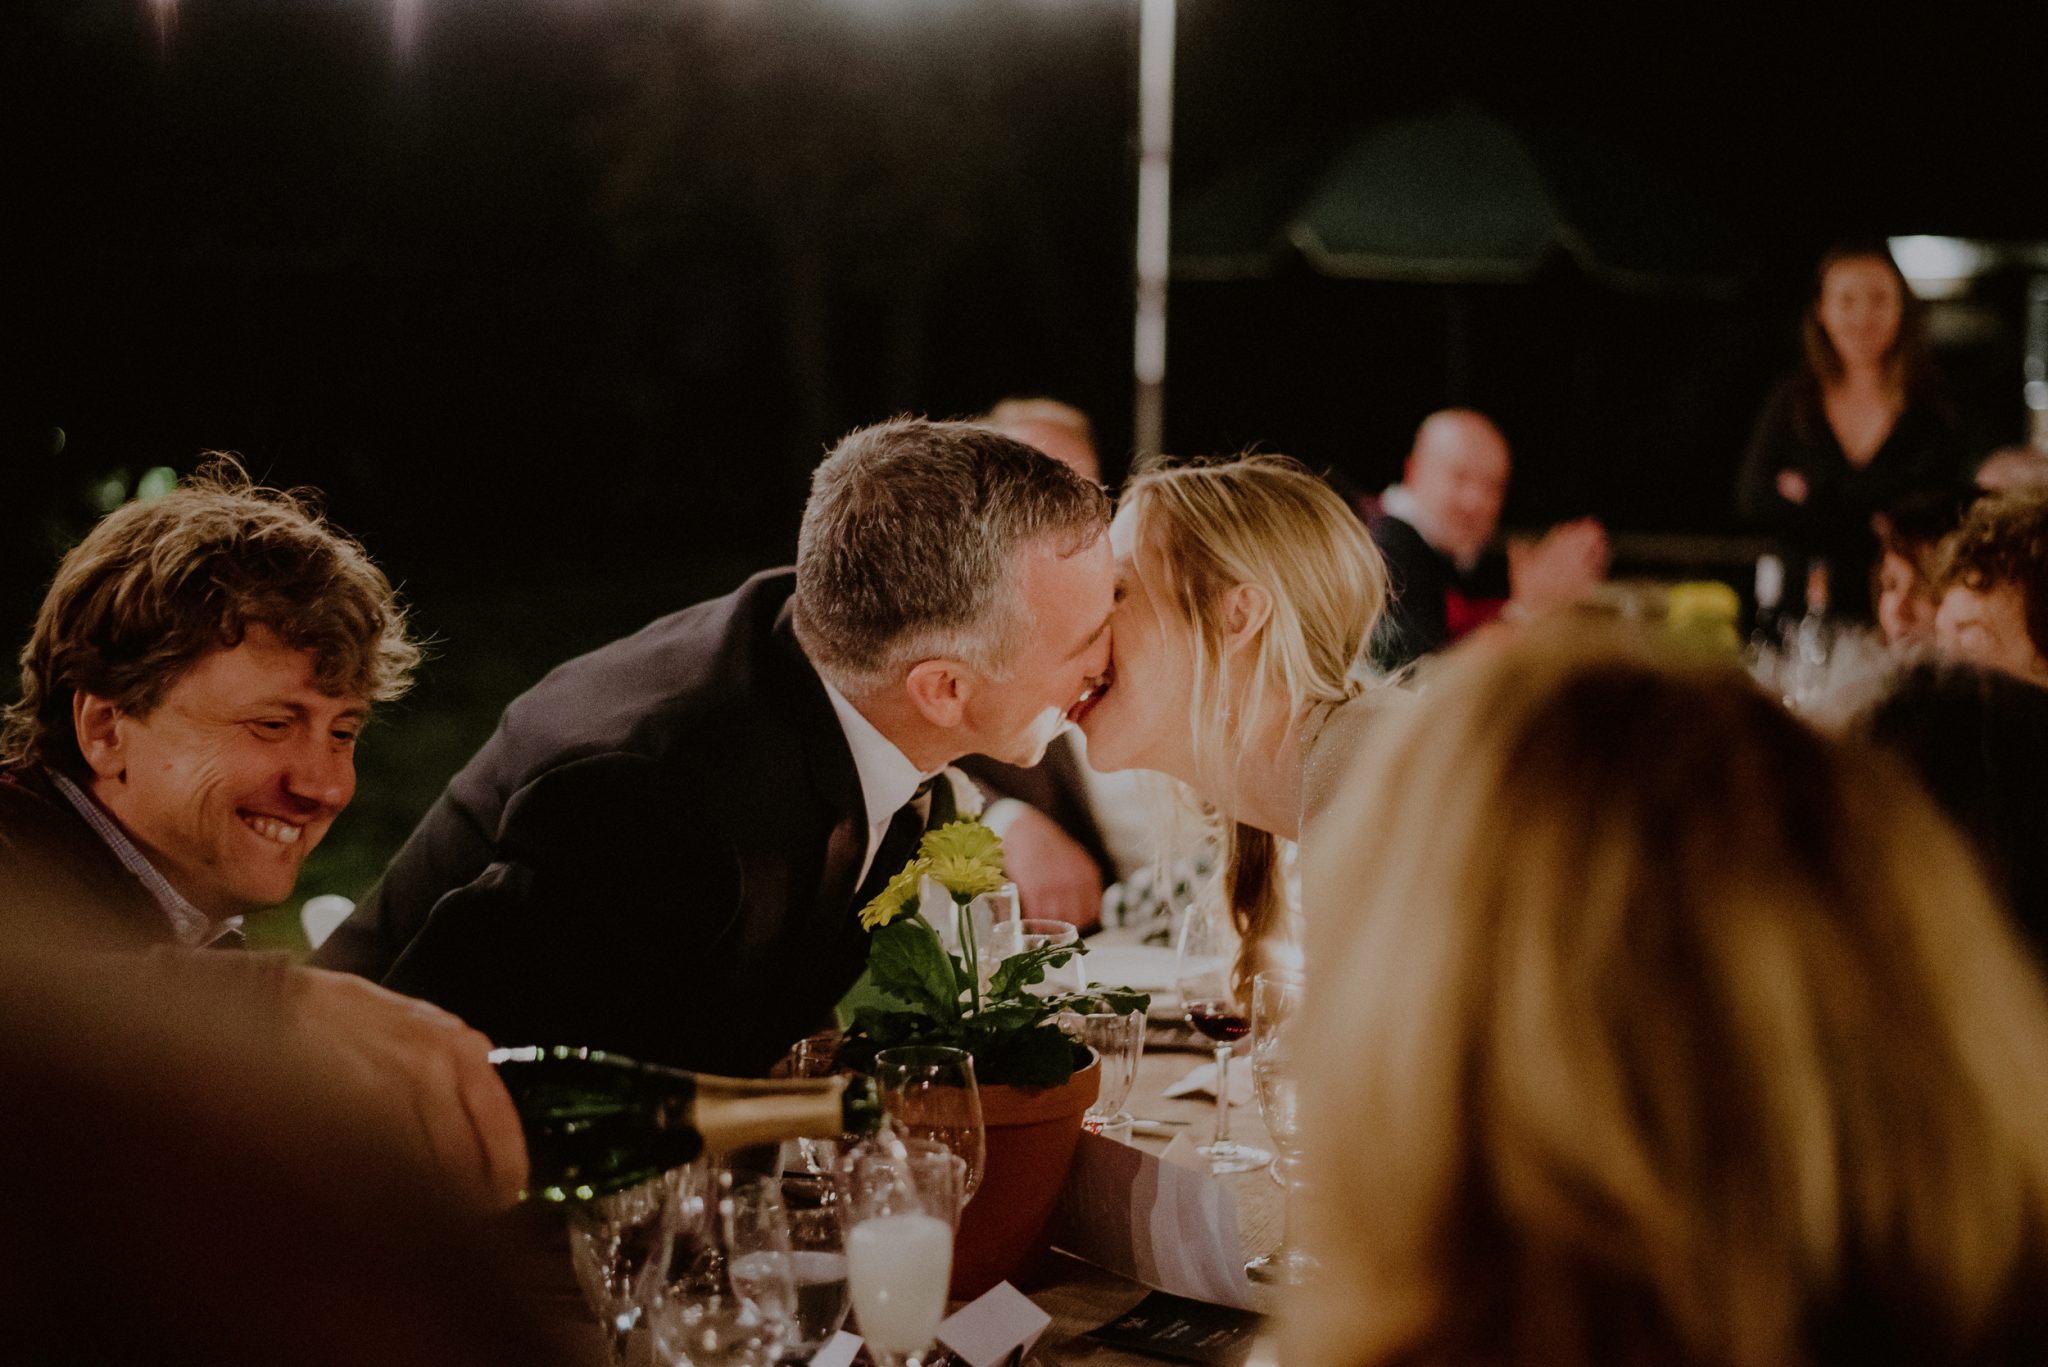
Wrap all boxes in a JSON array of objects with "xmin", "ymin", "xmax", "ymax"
[
  {"xmin": 834, "ymin": 1136, "xmax": 968, "ymax": 1367},
  {"xmin": 751, "ymin": 1173, "xmax": 851, "ymax": 1362},
  {"xmin": 647, "ymin": 1164, "xmax": 795, "ymax": 1367},
  {"xmin": 1246, "ymin": 970, "xmax": 1314, "ymax": 1284},
  {"xmin": 567, "ymin": 1171, "xmax": 678, "ymax": 1366},
  {"xmin": 871, "ymin": 1045, "xmax": 986, "ymax": 1204},
  {"xmin": 1173, "ymin": 901, "xmax": 1271, "ymax": 1175}
]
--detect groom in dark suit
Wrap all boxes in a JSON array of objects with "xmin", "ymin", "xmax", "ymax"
[{"xmin": 317, "ymin": 418, "xmax": 1115, "ymax": 1075}]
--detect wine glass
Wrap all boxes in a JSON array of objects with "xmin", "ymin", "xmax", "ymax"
[
  {"xmin": 1173, "ymin": 901, "xmax": 1271, "ymax": 1175},
  {"xmin": 567, "ymin": 1170, "xmax": 680, "ymax": 1366},
  {"xmin": 739, "ymin": 1172, "xmax": 851, "ymax": 1363},
  {"xmin": 648, "ymin": 1164, "xmax": 794, "ymax": 1367},
  {"xmin": 1067, "ymin": 1009, "xmax": 1145, "ymax": 1141},
  {"xmin": 834, "ymin": 1136, "xmax": 967, "ymax": 1367},
  {"xmin": 871, "ymin": 1045, "xmax": 986, "ymax": 1204},
  {"xmin": 1246, "ymin": 970, "xmax": 1315, "ymax": 1283}
]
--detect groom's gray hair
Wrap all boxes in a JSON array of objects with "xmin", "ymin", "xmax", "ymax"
[{"xmin": 794, "ymin": 416, "xmax": 1111, "ymax": 695}]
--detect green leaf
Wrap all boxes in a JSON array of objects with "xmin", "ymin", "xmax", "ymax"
[
  {"xmin": 977, "ymin": 1024, "xmax": 1083, "ymax": 1088},
  {"xmin": 1044, "ymin": 988, "xmax": 1153, "ymax": 1017},
  {"xmin": 986, "ymin": 942, "xmax": 1082, "ymax": 1001},
  {"xmin": 866, "ymin": 918, "xmax": 963, "ymax": 1023}
]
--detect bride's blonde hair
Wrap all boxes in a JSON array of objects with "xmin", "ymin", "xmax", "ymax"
[{"xmin": 1120, "ymin": 454, "xmax": 1388, "ymax": 989}]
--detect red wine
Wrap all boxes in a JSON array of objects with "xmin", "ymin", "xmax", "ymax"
[{"xmin": 1184, "ymin": 1000, "xmax": 1250, "ymax": 1043}]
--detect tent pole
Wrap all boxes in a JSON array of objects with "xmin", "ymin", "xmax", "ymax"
[{"xmin": 1133, "ymin": 0, "xmax": 1175, "ymax": 461}]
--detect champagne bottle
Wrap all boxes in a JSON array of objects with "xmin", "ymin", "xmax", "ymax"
[{"xmin": 491, "ymin": 1045, "xmax": 882, "ymax": 1203}]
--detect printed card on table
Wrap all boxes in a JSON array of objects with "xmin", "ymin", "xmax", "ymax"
[
  {"xmin": 1085, "ymin": 1290, "xmax": 1266, "ymax": 1367},
  {"xmin": 1047, "ymin": 1131, "xmax": 1255, "ymax": 1310}
]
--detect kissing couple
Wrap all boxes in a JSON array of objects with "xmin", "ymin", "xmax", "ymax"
[{"xmin": 318, "ymin": 417, "xmax": 1397, "ymax": 1071}]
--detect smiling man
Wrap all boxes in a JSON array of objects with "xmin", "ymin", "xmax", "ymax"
[
  {"xmin": 0, "ymin": 462, "xmax": 526, "ymax": 1207},
  {"xmin": 318, "ymin": 417, "xmax": 1114, "ymax": 1075}
]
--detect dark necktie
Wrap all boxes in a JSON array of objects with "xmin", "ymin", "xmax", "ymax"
[{"xmin": 851, "ymin": 773, "xmax": 952, "ymax": 911}]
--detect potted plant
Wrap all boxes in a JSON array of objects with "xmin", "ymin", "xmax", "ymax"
[{"xmin": 840, "ymin": 813, "xmax": 1148, "ymax": 1297}]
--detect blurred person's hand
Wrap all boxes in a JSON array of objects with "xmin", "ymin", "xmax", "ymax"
[
  {"xmin": 998, "ymin": 806, "xmax": 1103, "ymax": 932},
  {"xmin": 1508, "ymin": 517, "xmax": 1610, "ymax": 615},
  {"xmin": 288, "ymin": 967, "xmax": 528, "ymax": 1209},
  {"xmin": 1776, "ymin": 469, "xmax": 1810, "ymax": 505}
]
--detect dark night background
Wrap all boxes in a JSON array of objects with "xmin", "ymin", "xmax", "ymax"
[{"xmin": 6, "ymin": 0, "xmax": 2046, "ymax": 924}]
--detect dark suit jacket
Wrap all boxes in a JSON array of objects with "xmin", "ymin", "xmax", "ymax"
[
  {"xmin": 0, "ymin": 764, "xmax": 175, "ymax": 949},
  {"xmin": 1367, "ymin": 512, "xmax": 1509, "ymax": 673},
  {"xmin": 956, "ymin": 736, "xmax": 1117, "ymax": 887},
  {"xmin": 315, "ymin": 570, "xmax": 874, "ymax": 1076}
]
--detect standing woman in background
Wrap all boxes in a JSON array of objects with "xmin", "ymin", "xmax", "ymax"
[{"xmin": 1737, "ymin": 242, "xmax": 1967, "ymax": 620}]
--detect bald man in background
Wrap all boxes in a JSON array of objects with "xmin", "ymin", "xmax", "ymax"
[{"xmin": 1367, "ymin": 408, "xmax": 1608, "ymax": 670}]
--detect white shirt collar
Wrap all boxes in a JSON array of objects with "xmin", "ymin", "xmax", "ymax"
[
  {"xmin": 1378, "ymin": 483, "xmax": 1481, "ymax": 573},
  {"xmin": 818, "ymin": 677, "xmax": 936, "ymax": 878}
]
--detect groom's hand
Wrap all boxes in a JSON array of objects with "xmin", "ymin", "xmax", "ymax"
[{"xmin": 1000, "ymin": 805, "xmax": 1103, "ymax": 931}]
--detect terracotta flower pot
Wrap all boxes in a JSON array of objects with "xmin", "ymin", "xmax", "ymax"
[{"xmin": 949, "ymin": 1057, "xmax": 1100, "ymax": 1300}]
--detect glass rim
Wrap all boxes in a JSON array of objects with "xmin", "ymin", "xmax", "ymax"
[{"xmin": 871, "ymin": 1043, "xmax": 976, "ymax": 1069}]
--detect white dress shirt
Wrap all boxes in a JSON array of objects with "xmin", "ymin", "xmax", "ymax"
[{"xmin": 819, "ymin": 677, "xmax": 939, "ymax": 888}]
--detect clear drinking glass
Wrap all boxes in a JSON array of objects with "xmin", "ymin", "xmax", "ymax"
[
  {"xmin": 785, "ymin": 1030, "xmax": 846, "ymax": 1177},
  {"xmin": 1173, "ymin": 901, "xmax": 1271, "ymax": 1175},
  {"xmin": 648, "ymin": 1164, "xmax": 794, "ymax": 1367},
  {"xmin": 1246, "ymin": 970, "xmax": 1315, "ymax": 1284},
  {"xmin": 1069, "ymin": 1010, "xmax": 1145, "ymax": 1139},
  {"xmin": 751, "ymin": 1173, "xmax": 851, "ymax": 1362},
  {"xmin": 988, "ymin": 918, "xmax": 1085, "ymax": 994},
  {"xmin": 871, "ymin": 1045, "xmax": 986, "ymax": 1204},
  {"xmin": 833, "ymin": 1136, "xmax": 967, "ymax": 1367},
  {"xmin": 567, "ymin": 1171, "xmax": 680, "ymax": 1366}
]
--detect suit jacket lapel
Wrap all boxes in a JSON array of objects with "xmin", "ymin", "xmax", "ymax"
[{"xmin": 768, "ymin": 604, "xmax": 869, "ymax": 923}]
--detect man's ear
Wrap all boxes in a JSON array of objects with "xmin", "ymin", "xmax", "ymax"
[
  {"xmin": 72, "ymin": 692, "xmax": 128, "ymax": 783},
  {"xmin": 903, "ymin": 659, "xmax": 971, "ymax": 731},
  {"xmin": 1222, "ymin": 583, "xmax": 1273, "ymax": 648}
]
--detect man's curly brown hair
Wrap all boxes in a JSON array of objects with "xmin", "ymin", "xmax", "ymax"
[
  {"xmin": 1935, "ymin": 490, "xmax": 2048, "ymax": 667},
  {"xmin": 1, "ymin": 456, "xmax": 419, "ymax": 773}
]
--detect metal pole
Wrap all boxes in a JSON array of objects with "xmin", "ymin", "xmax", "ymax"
[
  {"xmin": 2026, "ymin": 274, "xmax": 2048, "ymax": 452},
  {"xmin": 1132, "ymin": 0, "xmax": 1175, "ymax": 462}
]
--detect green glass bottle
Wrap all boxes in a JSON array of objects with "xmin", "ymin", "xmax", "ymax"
[{"xmin": 491, "ymin": 1045, "xmax": 882, "ymax": 1203}]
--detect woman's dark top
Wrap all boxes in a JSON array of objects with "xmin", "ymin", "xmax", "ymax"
[{"xmin": 1735, "ymin": 377, "xmax": 1966, "ymax": 619}]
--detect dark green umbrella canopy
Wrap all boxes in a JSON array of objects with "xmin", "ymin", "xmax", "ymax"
[{"xmin": 1175, "ymin": 105, "xmax": 1736, "ymax": 294}]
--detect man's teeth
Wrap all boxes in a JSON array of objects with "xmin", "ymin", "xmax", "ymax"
[{"xmin": 242, "ymin": 814, "xmax": 303, "ymax": 845}]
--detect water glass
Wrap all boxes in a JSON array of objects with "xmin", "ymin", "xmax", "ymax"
[
  {"xmin": 988, "ymin": 918, "xmax": 1085, "ymax": 995},
  {"xmin": 648, "ymin": 1165, "xmax": 794, "ymax": 1367},
  {"xmin": 567, "ymin": 1171, "xmax": 678, "ymax": 1366},
  {"xmin": 1068, "ymin": 1010, "xmax": 1145, "ymax": 1140},
  {"xmin": 760, "ymin": 1173, "xmax": 851, "ymax": 1362},
  {"xmin": 872, "ymin": 1045, "xmax": 986, "ymax": 1204},
  {"xmin": 833, "ymin": 1136, "xmax": 967, "ymax": 1367},
  {"xmin": 784, "ymin": 1030, "xmax": 846, "ymax": 1177},
  {"xmin": 1247, "ymin": 970, "xmax": 1314, "ymax": 1285}
]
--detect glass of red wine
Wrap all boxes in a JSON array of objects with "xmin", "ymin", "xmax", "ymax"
[{"xmin": 1173, "ymin": 900, "xmax": 1272, "ymax": 1175}]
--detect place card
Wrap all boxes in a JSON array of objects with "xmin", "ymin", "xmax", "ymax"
[
  {"xmin": 810, "ymin": 1331, "xmax": 864, "ymax": 1367},
  {"xmin": 1163, "ymin": 1061, "xmax": 1253, "ymax": 1106},
  {"xmin": 1048, "ymin": 1132, "xmax": 1255, "ymax": 1309},
  {"xmin": 1085, "ymin": 1290, "xmax": 1266, "ymax": 1367},
  {"xmin": 937, "ymin": 1280, "xmax": 1052, "ymax": 1367}
]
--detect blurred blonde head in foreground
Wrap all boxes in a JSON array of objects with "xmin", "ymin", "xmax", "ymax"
[{"xmin": 1293, "ymin": 627, "xmax": 2048, "ymax": 1367}]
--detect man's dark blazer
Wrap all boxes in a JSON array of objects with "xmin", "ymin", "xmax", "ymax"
[
  {"xmin": 315, "ymin": 570, "xmax": 875, "ymax": 1076},
  {"xmin": 0, "ymin": 765, "xmax": 174, "ymax": 950},
  {"xmin": 956, "ymin": 737, "xmax": 1117, "ymax": 888}
]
